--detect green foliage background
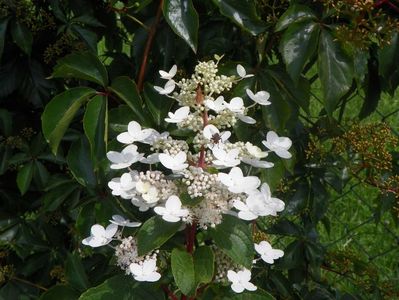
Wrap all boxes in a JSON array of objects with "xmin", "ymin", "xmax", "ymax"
[{"xmin": 0, "ymin": 0, "xmax": 398, "ymax": 299}]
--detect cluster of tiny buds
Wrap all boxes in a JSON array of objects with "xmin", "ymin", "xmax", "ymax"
[
  {"xmin": 152, "ymin": 136, "xmax": 189, "ymax": 156},
  {"xmin": 211, "ymin": 110, "xmax": 237, "ymax": 129},
  {"xmin": 115, "ymin": 236, "xmax": 140, "ymax": 272},
  {"xmin": 212, "ymin": 245, "xmax": 241, "ymax": 283},
  {"xmin": 183, "ymin": 170, "xmax": 218, "ymax": 198},
  {"xmin": 178, "ymin": 111, "xmax": 203, "ymax": 131}
]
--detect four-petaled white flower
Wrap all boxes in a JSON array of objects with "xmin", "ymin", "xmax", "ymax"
[
  {"xmin": 225, "ymin": 97, "xmax": 245, "ymax": 114},
  {"xmin": 165, "ymin": 106, "xmax": 190, "ymax": 123},
  {"xmin": 154, "ymin": 80, "xmax": 175, "ymax": 95},
  {"xmin": 203, "ymin": 124, "xmax": 231, "ymax": 148},
  {"xmin": 154, "ymin": 195, "xmax": 189, "ymax": 222},
  {"xmin": 212, "ymin": 147, "xmax": 241, "ymax": 168},
  {"xmin": 136, "ymin": 181, "xmax": 159, "ymax": 204},
  {"xmin": 249, "ymin": 183, "xmax": 285, "ymax": 216},
  {"xmin": 131, "ymin": 196, "xmax": 154, "ymax": 212},
  {"xmin": 204, "ymin": 96, "xmax": 226, "ymax": 113},
  {"xmin": 117, "ymin": 121, "xmax": 154, "ymax": 144},
  {"xmin": 108, "ymin": 172, "xmax": 137, "ymax": 199},
  {"xmin": 246, "ymin": 89, "xmax": 271, "ymax": 106},
  {"xmin": 82, "ymin": 224, "xmax": 118, "ymax": 248},
  {"xmin": 262, "ymin": 131, "xmax": 292, "ymax": 159},
  {"xmin": 236, "ymin": 64, "xmax": 254, "ymax": 79},
  {"xmin": 227, "ymin": 268, "xmax": 257, "ymax": 293},
  {"xmin": 109, "ymin": 215, "xmax": 141, "ymax": 227},
  {"xmin": 246, "ymin": 143, "xmax": 268, "ymax": 158},
  {"xmin": 140, "ymin": 153, "xmax": 160, "ymax": 164},
  {"xmin": 254, "ymin": 241, "xmax": 284, "ymax": 264},
  {"xmin": 159, "ymin": 65, "xmax": 177, "ymax": 80},
  {"xmin": 159, "ymin": 151, "xmax": 189, "ymax": 171},
  {"xmin": 218, "ymin": 167, "xmax": 260, "ymax": 194},
  {"xmin": 129, "ymin": 258, "xmax": 161, "ymax": 282},
  {"xmin": 107, "ymin": 145, "xmax": 144, "ymax": 169}
]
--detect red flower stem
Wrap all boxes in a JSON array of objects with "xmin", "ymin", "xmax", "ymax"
[
  {"xmin": 162, "ymin": 285, "xmax": 179, "ymax": 300},
  {"xmin": 186, "ymin": 221, "xmax": 197, "ymax": 253},
  {"xmin": 136, "ymin": 0, "xmax": 164, "ymax": 92}
]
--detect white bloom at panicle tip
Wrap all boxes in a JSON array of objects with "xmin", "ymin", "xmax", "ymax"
[
  {"xmin": 225, "ymin": 97, "xmax": 245, "ymax": 114},
  {"xmin": 165, "ymin": 106, "xmax": 190, "ymax": 123},
  {"xmin": 262, "ymin": 131, "xmax": 292, "ymax": 159},
  {"xmin": 204, "ymin": 96, "xmax": 226, "ymax": 113},
  {"xmin": 254, "ymin": 241, "xmax": 284, "ymax": 264},
  {"xmin": 218, "ymin": 167, "xmax": 260, "ymax": 194},
  {"xmin": 246, "ymin": 89, "xmax": 271, "ymax": 106},
  {"xmin": 82, "ymin": 224, "xmax": 118, "ymax": 248},
  {"xmin": 159, "ymin": 151, "xmax": 189, "ymax": 171},
  {"xmin": 117, "ymin": 121, "xmax": 154, "ymax": 144},
  {"xmin": 159, "ymin": 65, "xmax": 177, "ymax": 80},
  {"xmin": 129, "ymin": 258, "xmax": 161, "ymax": 282},
  {"xmin": 212, "ymin": 147, "xmax": 241, "ymax": 168},
  {"xmin": 227, "ymin": 269, "xmax": 257, "ymax": 293},
  {"xmin": 154, "ymin": 195, "xmax": 189, "ymax": 222},
  {"xmin": 154, "ymin": 80, "xmax": 175, "ymax": 95},
  {"xmin": 107, "ymin": 145, "xmax": 144, "ymax": 169},
  {"xmin": 236, "ymin": 64, "xmax": 254, "ymax": 79},
  {"xmin": 110, "ymin": 215, "xmax": 141, "ymax": 227}
]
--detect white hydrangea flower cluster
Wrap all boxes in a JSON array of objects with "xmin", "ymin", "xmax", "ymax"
[{"xmin": 82, "ymin": 58, "xmax": 290, "ymax": 292}]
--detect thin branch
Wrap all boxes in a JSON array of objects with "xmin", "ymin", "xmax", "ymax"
[
  {"xmin": 162, "ymin": 285, "xmax": 179, "ymax": 300},
  {"xmin": 11, "ymin": 277, "xmax": 48, "ymax": 291}
]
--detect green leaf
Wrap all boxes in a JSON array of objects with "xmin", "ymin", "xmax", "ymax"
[
  {"xmin": 16, "ymin": 161, "xmax": 34, "ymax": 195},
  {"xmin": 42, "ymin": 181, "xmax": 79, "ymax": 212},
  {"xmin": 83, "ymin": 95, "xmax": 107, "ymax": 163},
  {"xmin": 0, "ymin": 17, "xmax": 10, "ymax": 60},
  {"xmin": 66, "ymin": 137, "xmax": 97, "ymax": 187},
  {"xmin": 212, "ymin": 0, "xmax": 267, "ymax": 35},
  {"xmin": 275, "ymin": 4, "xmax": 317, "ymax": 32},
  {"xmin": 10, "ymin": 20, "xmax": 33, "ymax": 55},
  {"xmin": 137, "ymin": 216, "xmax": 181, "ymax": 255},
  {"xmin": 171, "ymin": 248, "xmax": 196, "ymax": 295},
  {"xmin": 143, "ymin": 83, "xmax": 174, "ymax": 128},
  {"xmin": 163, "ymin": 0, "xmax": 199, "ymax": 52},
  {"xmin": 39, "ymin": 285, "xmax": 80, "ymax": 300},
  {"xmin": 359, "ymin": 57, "xmax": 380, "ymax": 119},
  {"xmin": 65, "ymin": 253, "xmax": 90, "ymax": 292},
  {"xmin": 79, "ymin": 275, "xmax": 164, "ymax": 300},
  {"xmin": 110, "ymin": 76, "xmax": 151, "ymax": 126},
  {"xmin": 210, "ymin": 214, "xmax": 253, "ymax": 268},
  {"xmin": 228, "ymin": 289, "xmax": 275, "ymax": 300},
  {"xmin": 280, "ymin": 21, "xmax": 319, "ymax": 84},
  {"xmin": 317, "ymin": 30, "xmax": 353, "ymax": 115},
  {"xmin": 378, "ymin": 32, "xmax": 399, "ymax": 95},
  {"xmin": 194, "ymin": 246, "xmax": 214, "ymax": 286},
  {"xmin": 52, "ymin": 52, "xmax": 108, "ymax": 86},
  {"xmin": 42, "ymin": 87, "xmax": 95, "ymax": 154},
  {"xmin": 72, "ymin": 25, "xmax": 98, "ymax": 53}
]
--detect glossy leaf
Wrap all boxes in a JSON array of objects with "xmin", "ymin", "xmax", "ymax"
[
  {"xmin": 194, "ymin": 246, "xmax": 214, "ymax": 286},
  {"xmin": 210, "ymin": 214, "xmax": 253, "ymax": 268},
  {"xmin": 0, "ymin": 17, "xmax": 10, "ymax": 60},
  {"xmin": 378, "ymin": 32, "xmax": 399, "ymax": 95},
  {"xmin": 16, "ymin": 161, "xmax": 34, "ymax": 195},
  {"xmin": 137, "ymin": 216, "xmax": 181, "ymax": 256},
  {"xmin": 39, "ymin": 285, "xmax": 79, "ymax": 300},
  {"xmin": 228, "ymin": 289, "xmax": 275, "ymax": 300},
  {"xmin": 10, "ymin": 20, "xmax": 33, "ymax": 55},
  {"xmin": 65, "ymin": 253, "xmax": 90, "ymax": 292},
  {"xmin": 275, "ymin": 4, "xmax": 317, "ymax": 31},
  {"xmin": 318, "ymin": 30, "xmax": 353, "ymax": 115},
  {"xmin": 171, "ymin": 248, "xmax": 196, "ymax": 295},
  {"xmin": 212, "ymin": 0, "xmax": 267, "ymax": 35},
  {"xmin": 359, "ymin": 57, "xmax": 381, "ymax": 119},
  {"xmin": 163, "ymin": 0, "xmax": 199, "ymax": 52},
  {"xmin": 42, "ymin": 87, "xmax": 96, "ymax": 154},
  {"xmin": 52, "ymin": 52, "xmax": 108, "ymax": 86}
]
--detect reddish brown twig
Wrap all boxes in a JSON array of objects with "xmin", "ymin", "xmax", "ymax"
[
  {"xmin": 185, "ymin": 221, "xmax": 197, "ymax": 254},
  {"xmin": 136, "ymin": 0, "xmax": 164, "ymax": 91},
  {"xmin": 162, "ymin": 285, "xmax": 179, "ymax": 300}
]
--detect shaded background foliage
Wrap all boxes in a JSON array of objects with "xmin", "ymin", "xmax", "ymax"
[{"xmin": 0, "ymin": 0, "xmax": 398, "ymax": 299}]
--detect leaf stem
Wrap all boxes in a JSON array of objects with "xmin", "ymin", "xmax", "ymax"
[
  {"xmin": 11, "ymin": 277, "xmax": 48, "ymax": 291},
  {"xmin": 162, "ymin": 284, "xmax": 179, "ymax": 300}
]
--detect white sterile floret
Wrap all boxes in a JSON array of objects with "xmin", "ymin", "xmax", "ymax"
[
  {"xmin": 251, "ymin": 183, "xmax": 285, "ymax": 216},
  {"xmin": 227, "ymin": 268, "xmax": 257, "ymax": 293},
  {"xmin": 236, "ymin": 64, "xmax": 254, "ymax": 79},
  {"xmin": 246, "ymin": 89, "xmax": 271, "ymax": 106},
  {"xmin": 154, "ymin": 80, "xmax": 175, "ymax": 95},
  {"xmin": 109, "ymin": 215, "xmax": 141, "ymax": 227},
  {"xmin": 159, "ymin": 65, "xmax": 177, "ymax": 80},
  {"xmin": 159, "ymin": 151, "xmax": 188, "ymax": 171},
  {"xmin": 154, "ymin": 195, "xmax": 189, "ymax": 222},
  {"xmin": 204, "ymin": 96, "xmax": 226, "ymax": 113},
  {"xmin": 246, "ymin": 143, "xmax": 268, "ymax": 158},
  {"xmin": 131, "ymin": 196, "xmax": 153, "ymax": 212},
  {"xmin": 165, "ymin": 106, "xmax": 190, "ymax": 123},
  {"xmin": 262, "ymin": 131, "xmax": 292, "ymax": 159},
  {"xmin": 117, "ymin": 121, "xmax": 154, "ymax": 144},
  {"xmin": 136, "ymin": 181, "xmax": 159, "ymax": 204},
  {"xmin": 129, "ymin": 258, "xmax": 161, "ymax": 282},
  {"xmin": 82, "ymin": 224, "xmax": 118, "ymax": 248},
  {"xmin": 142, "ymin": 130, "xmax": 169, "ymax": 145},
  {"xmin": 218, "ymin": 167, "xmax": 260, "ymax": 194},
  {"xmin": 237, "ymin": 114, "xmax": 256, "ymax": 124},
  {"xmin": 225, "ymin": 97, "xmax": 245, "ymax": 114},
  {"xmin": 140, "ymin": 153, "xmax": 160, "ymax": 164},
  {"xmin": 203, "ymin": 124, "xmax": 231, "ymax": 148},
  {"xmin": 108, "ymin": 172, "xmax": 137, "ymax": 198},
  {"xmin": 254, "ymin": 241, "xmax": 284, "ymax": 264},
  {"xmin": 212, "ymin": 148, "xmax": 241, "ymax": 168},
  {"xmin": 107, "ymin": 145, "xmax": 144, "ymax": 169},
  {"xmin": 241, "ymin": 157, "xmax": 274, "ymax": 169}
]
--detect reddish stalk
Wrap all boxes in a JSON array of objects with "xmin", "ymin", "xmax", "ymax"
[
  {"xmin": 136, "ymin": 0, "xmax": 164, "ymax": 91},
  {"xmin": 162, "ymin": 285, "xmax": 179, "ymax": 300}
]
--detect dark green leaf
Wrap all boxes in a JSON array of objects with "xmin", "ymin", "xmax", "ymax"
[
  {"xmin": 194, "ymin": 246, "xmax": 214, "ymax": 286},
  {"xmin": 267, "ymin": 219, "xmax": 303, "ymax": 237},
  {"xmin": 83, "ymin": 95, "xmax": 107, "ymax": 163},
  {"xmin": 65, "ymin": 253, "xmax": 90, "ymax": 292},
  {"xmin": 280, "ymin": 21, "xmax": 319, "ymax": 84},
  {"xmin": 210, "ymin": 214, "xmax": 253, "ymax": 268},
  {"xmin": 137, "ymin": 216, "xmax": 181, "ymax": 255},
  {"xmin": 72, "ymin": 25, "xmax": 98, "ymax": 53},
  {"xmin": 318, "ymin": 30, "xmax": 353, "ymax": 115},
  {"xmin": 10, "ymin": 20, "xmax": 33, "ymax": 55},
  {"xmin": 171, "ymin": 248, "xmax": 196, "ymax": 295},
  {"xmin": 42, "ymin": 87, "xmax": 96, "ymax": 154},
  {"xmin": 0, "ymin": 17, "xmax": 10, "ymax": 60},
  {"xmin": 275, "ymin": 4, "xmax": 317, "ymax": 31},
  {"xmin": 52, "ymin": 52, "xmax": 108, "ymax": 86},
  {"xmin": 39, "ymin": 285, "xmax": 79, "ymax": 300},
  {"xmin": 42, "ymin": 181, "xmax": 79, "ymax": 212},
  {"xmin": 163, "ymin": 0, "xmax": 199, "ymax": 52},
  {"xmin": 228, "ymin": 289, "xmax": 275, "ymax": 300},
  {"xmin": 378, "ymin": 32, "xmax": 399, "ymax": 95},
  {"xmin": 16, "ymin": 162, "xmax": 34, "ymax": 195},
  {"xmin": 212, "ymin": 0, "xmax": 267, "ymax": 35}
]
